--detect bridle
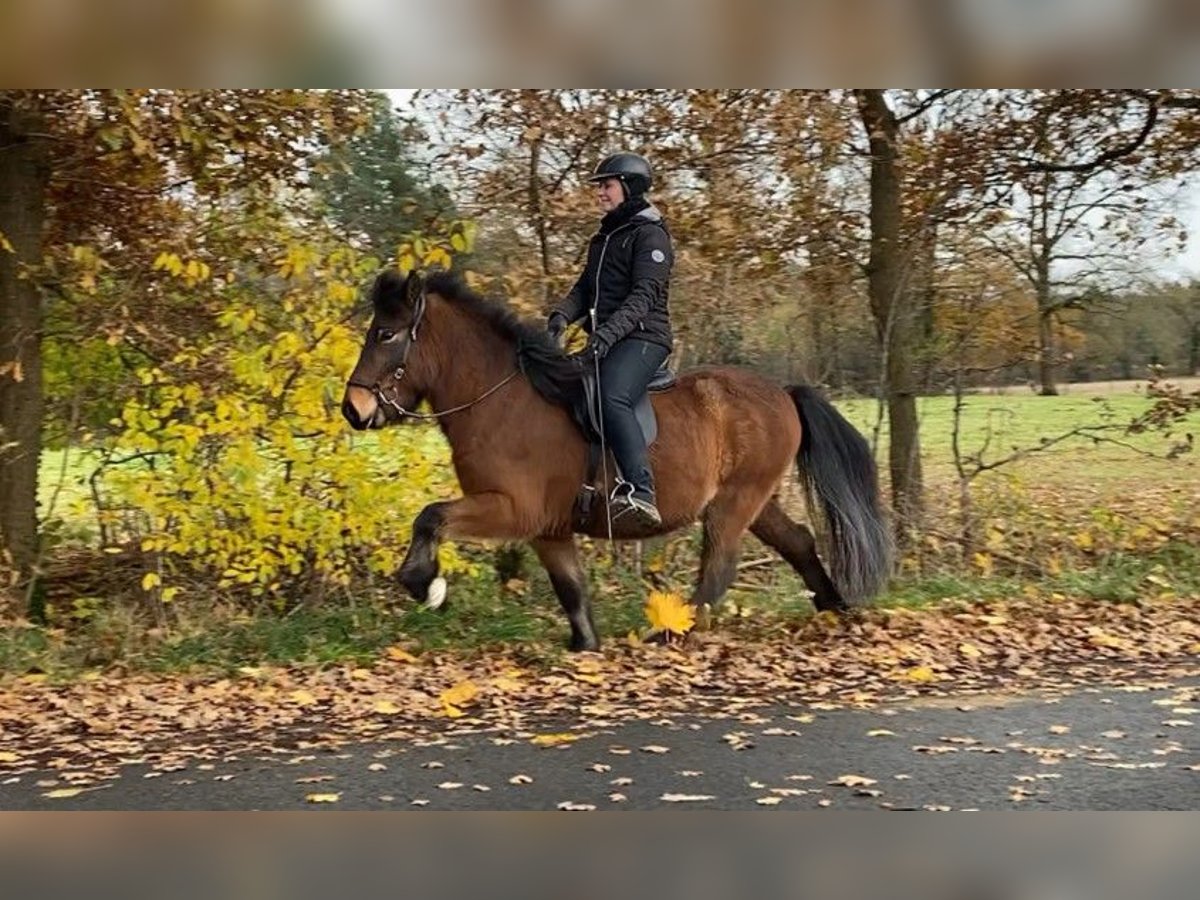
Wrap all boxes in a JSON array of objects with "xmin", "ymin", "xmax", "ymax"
[{"xmin": 347, "ymin": 290, "xmax": 519, "ymax": 421}]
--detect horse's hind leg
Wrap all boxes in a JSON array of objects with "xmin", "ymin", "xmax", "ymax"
[
  {"xmin": 532, "ymin": 537, "xmax": 599, "ymax": 652},
  {"xmin": 750, "ymin": 498, "xmax": 847, "ymax": 613}
]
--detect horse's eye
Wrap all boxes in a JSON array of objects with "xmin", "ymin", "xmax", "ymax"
[{"xmin": 377, "ymin": 328, "xmax": 397, "ymax": 343}]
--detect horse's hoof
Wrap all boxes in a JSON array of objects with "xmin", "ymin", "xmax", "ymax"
[{"xmin": 424, "ymin": 577, "xmax": 447, "ymax": 610}]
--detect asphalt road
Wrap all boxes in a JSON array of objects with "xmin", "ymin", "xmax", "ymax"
[{"xmin": 4, "ymin": 678, "xmax": 1196, "ymax": 810}]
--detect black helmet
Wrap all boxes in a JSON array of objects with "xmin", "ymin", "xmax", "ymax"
[{"xmin": 587, "ymin": 151, "xmax": 653, "ymax": 198}]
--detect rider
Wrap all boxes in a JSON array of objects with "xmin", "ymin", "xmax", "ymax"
[{"xmin": 546, "ymin": 151, "xmax": 674, "ymax": 528}]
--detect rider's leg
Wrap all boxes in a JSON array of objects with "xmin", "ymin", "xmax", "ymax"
[{"xmin": 598, "ymin": 337, "xmax": 670, "ymax": 525}]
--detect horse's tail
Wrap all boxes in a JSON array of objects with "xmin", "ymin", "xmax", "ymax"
[{"xmin": 787, "ymin": 385, "xmax": 893, "ymax": 605}]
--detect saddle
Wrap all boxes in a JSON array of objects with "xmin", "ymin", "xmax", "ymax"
[{"xmin": 569, "ymin": 360, "xmax": 676, "ymax": 529}]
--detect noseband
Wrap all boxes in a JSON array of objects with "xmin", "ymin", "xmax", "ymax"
[{"xmin": 347, "ymin": 290, "xmax": 518, "ymax": 421}]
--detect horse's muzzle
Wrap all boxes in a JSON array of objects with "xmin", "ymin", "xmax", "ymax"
[{"xmin": 342, "ymin": 386, "xmax": 383, "ymax": 430}]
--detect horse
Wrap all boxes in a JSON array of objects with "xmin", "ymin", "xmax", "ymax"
[{"xmin": 341, "ymin": 269, "xmax": 892, "ymax": 651}]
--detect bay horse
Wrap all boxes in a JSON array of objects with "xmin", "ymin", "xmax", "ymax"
[{"xmin": 342, "ymin": 269, "xmax": 891, "ymax": 651}]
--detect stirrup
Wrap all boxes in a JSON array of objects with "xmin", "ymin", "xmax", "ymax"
[{"xmin": 610, "ymin": 482, "xmax": 661, "ymax": 527}]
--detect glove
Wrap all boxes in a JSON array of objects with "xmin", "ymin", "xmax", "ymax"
[
  {"xmin": 546, "ymin": 311, "xmax": 568, "ymax": 342},
  {"xmin": 582, "ymin": 332, "xmax": 612, "ymax": 360}
]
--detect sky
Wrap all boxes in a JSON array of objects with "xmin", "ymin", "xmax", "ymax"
[{"xmin": 384, "ymin": 89, "xmax": 1200, "ymax": 281}]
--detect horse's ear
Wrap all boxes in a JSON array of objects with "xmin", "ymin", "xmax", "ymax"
[{"xmin": 404, "ymin": 270, "xmax": 424, "ymax": 308}]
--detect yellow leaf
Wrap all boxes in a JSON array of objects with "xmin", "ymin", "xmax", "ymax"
[
  {"xmin": 440, "ymin": 680, "xmax": 478, "ymax": 708},
  {"xmin": 141, "ymin": 572, "xmax": 161, "ymax": 591},
  {"xmin": 1072, "ymin": 531, "xmax": 1094, "ymax": 551},
  {"xmin": 643, "ymin": 591, "xmax": 695, "ymax": 635},
  {"xmin": 43, "ymin": 788, "xmax": 84, "ymax": 799},
  {"xmin": 386, "ymin": 646, "xmax": 418, "ymax": 664},
  {"xmin": 0, "ymin": 751, "xmax": 20, "ymax": 763},
  {"xmin": 305, "ymin": 793, "xmax": 341, "ymax": 803},
  {"xmin": 957, "ymin": 643, "xmax": 982, "ymax": 659},
  {"xmin": 574, "ymin": 673, "xmax": 604, "ymax": 685},
  {"xmin": 530, "ymin": 732, "xmax": 580, "ymax": 747},
  {"xmin": 290, "ymin": 690, "xmax": 317, "ymax": 706},
  {"xmin": 972, "ymin": 552, "xmax": 993, "ymax": 576},
  {"xmin": 373, "ymin": 699, "xmax": 400, "ymax": 715},
  {"xmin": 902, "ymin": 666, "xmax": 936, "ymax": 683}
]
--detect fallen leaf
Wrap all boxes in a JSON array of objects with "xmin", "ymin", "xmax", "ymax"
[
  {"xmin": 643, "ymin": 591, "xmax": 695, "ymax": 636},
  {"xmin": 437, "ymin": 782, "xmax": 464, "ymax": 790},
  {"xmin": 305, "ymin": 793, "xmax": 340, "ymax": 803},
  {"xmin": 610, "ymin": 777, "xmax": 634, "ymax": 786},
  {"xmin": 755, "ymin": 796, "xmax": 783, "ymax": 806},
  {"xmin": 902, "ymin": 666, "xmax": 936, "ymax": 683},
  {"xmin": 830, "ymin": 775, "xmax": 877, "ymax": 787},
  {"xmin": 42, "ymin": 788, "xmax": 84, "ymax": 799},
  {"xmin": 386, "ymin": 646, "xmax": 418, "ymax": 663},
  {"xmin": 1047, "ymin": 725, "xmax": 1071, "ymax": 735},
  {"xmin": 640, "ymin": 745, "xmax": 670, "ymax": 754},
  {"xmin": 867, "ymin": 729, "xmax": 895, "ymax": 737},
  {"xmin": 373, "ymin": 700, "xmax": 401, "ymax": 715},
  {"xmin": 609, "ymin": 793, "xmax": 627, "ymax": 803},
  {"xmin": 556, "ymin": 802, "xmax": 596, "ymax": 811},
  {"xmin": 0, "ymin": 751, "xmax": 21, "ymax": 763},
  {"xmin": 290, "ymin": 690, "xmax": 317, "ymax": 706},
  {"xmin": 439, "ymin": 680, "xmax": 478, "ymax": 718},
  {"xmin": 508, "ymin": 774, "xmax": 533, "ymax": 785},
  {"xmin": 661, "ymin": 793, "xmax": 716, "ymax": 803},
  {"xmin": 531, "ymin": 733, "xmax": 580, "ymax": 748},
  {"xmin": 368, "ymin": 763, "xmax": 387, "ymax": 772}
]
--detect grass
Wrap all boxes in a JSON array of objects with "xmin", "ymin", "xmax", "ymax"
[
  {"xmin": 9, "ymin": 379, "xmax": 1197, "ymax": 679},
  {"xmin": 6, "ymin": 538, "xmax": 1196, "ymax": 682},
  {"xmin": 837, "ymin": 385, "xmax": 1198, "ymax": 486}
]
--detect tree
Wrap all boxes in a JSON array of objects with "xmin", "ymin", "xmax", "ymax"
[
  {"xmin": 0, "ymin": 89, "xmax": 370, "ymax": 612},
  {"xmin": 854, "ymin": 90, "xmax": 925, "ymax": 540},
  {"xmin": 995, "ymin": 90, "xmax": 1200, "ymax": 394},
  {"xmin": 311, "ymin": 92, "xmax": 456, "ymax": 261}
]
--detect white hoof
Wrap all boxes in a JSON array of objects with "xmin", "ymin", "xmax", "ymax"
[{"xmin": 424, "ymin": 577, "xmax": 447, "ymax": 610}]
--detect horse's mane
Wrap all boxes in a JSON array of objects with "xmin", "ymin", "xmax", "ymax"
[{"xmin": 376, "ymin": 269, "xmax": 584, "ymax": 408}]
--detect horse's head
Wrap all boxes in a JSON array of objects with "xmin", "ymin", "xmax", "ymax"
[{"xmin": 342, "ymin": 269, "xmax": 430, "ymax": 430}]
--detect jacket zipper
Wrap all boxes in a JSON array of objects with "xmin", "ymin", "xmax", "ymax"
[{"xmin": 590, "ymin": 220, "xmax": 639, "ymax": 334}]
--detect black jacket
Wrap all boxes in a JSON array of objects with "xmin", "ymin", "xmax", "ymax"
[{"xmin": 553, "ymin": 197, "xmax": 674, "ymax": 352}]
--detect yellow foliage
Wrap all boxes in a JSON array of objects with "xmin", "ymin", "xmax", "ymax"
[
  {"xmin": 644, "ymin": 591, "xmax": 696, "ymax": 636},
  {"xmin": 105, "ymin": 236, "xmax": 469, "ymax": 600}
]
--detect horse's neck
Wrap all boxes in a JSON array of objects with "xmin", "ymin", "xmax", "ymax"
[{"xmin": 423, "ymin": 307, "xmax": 516, "ymax": 423}]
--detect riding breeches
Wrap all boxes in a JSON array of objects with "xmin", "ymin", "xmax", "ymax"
[{"xmin": 597, "ymin": 337, "xmax": 670, "ymax": 496}]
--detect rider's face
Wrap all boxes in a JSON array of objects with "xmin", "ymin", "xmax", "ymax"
[{"xmin": 595, "ymin": 177, "xmax": 625, "ymax": 212}]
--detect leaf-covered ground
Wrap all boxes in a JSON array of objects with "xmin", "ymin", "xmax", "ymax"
[{"xmin": 2, "ymin": 593, "xmax": 1197, "ymax": 800}]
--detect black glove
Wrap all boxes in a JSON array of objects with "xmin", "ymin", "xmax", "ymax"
[
  {"xmin": 582, "ymin": 332, "xmax": 612, "ymax": 360},
  {"xmin": 547, "ymin": 311, "xmax": 568, "ymax": 342}
]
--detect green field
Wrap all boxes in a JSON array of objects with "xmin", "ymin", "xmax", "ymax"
[{"xmin": 38, "ymin": 380, "xmax": 1198, "ymax": 540}]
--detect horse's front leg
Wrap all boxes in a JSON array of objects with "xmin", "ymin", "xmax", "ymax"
[{"xmin": 397, "ymin": 494, "xmax": 523, "ymax": 608}]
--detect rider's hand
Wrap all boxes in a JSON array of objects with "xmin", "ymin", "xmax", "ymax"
[{"xmin": 546, "ymin": 311, "xmax": 568, "ymax": 342}]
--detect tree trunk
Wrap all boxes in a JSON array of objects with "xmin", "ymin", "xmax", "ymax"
[
  {"xmin": 0, "ymin": 98, "xmax": 49, "ymax": 613},
  {"xmin": 1037, "ymin": 306, "xmax": 1059, "ymax": 395},
  {"xmin": 855, "ymin": 90, "xmax": 924, "ymax": 543}
]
